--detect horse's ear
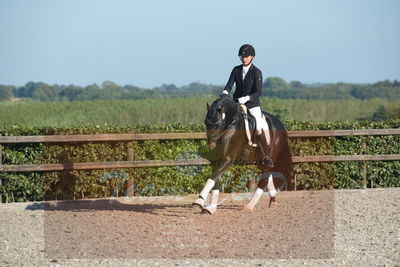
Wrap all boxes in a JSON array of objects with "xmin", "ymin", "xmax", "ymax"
[{"xmin": 206, "ymin": 103, "xmax": 211, "ymax": 111}]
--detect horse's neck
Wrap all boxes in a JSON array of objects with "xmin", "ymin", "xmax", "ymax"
[
  {"xmin": 224, "ymin": 104, "xmax": 240, "ymax": 128},
  {"xmin": 223, "ymin": 101, "xmax": 236, "ymax": 114},
  {"xmin": 222, "ymin": 113, "xmax": 245, "ymax": 141}
]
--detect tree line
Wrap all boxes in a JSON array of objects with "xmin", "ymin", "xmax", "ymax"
[
  {"xmin": 1, "ymin": 97, "xmax": 399, "ymax": 127},
  {"xmin": 0, "ymin": 77, "xmax": 399, "ymax": 102}
]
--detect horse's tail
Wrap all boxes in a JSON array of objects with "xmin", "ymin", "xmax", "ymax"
[{"xmin": 274, "ymin": 134, "xmax": 294, "ymax": 191}]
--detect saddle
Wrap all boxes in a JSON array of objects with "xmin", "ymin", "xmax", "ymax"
[{"xmin": 239, "ymin": 104, "xmax": 273, "ymax": 147}]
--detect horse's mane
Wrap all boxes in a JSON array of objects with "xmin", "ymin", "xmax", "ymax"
[
  {"xmin": 214, "ymin": 94, "xmax": 237, "ymax": 111},
  {"xmin": 211, "ymin": 94, "xmax": 231, "ymax": 107},
  {"xmin": 219, "ymin": 94, "xmax": 233, "ymax": 101}
]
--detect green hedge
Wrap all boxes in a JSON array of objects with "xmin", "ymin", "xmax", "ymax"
[{"xmin": 0, "ymin": 120, "xmax": 399, "ymax": 202}]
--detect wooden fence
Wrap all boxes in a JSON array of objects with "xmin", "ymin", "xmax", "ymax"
[{"xmin": 0, "ymin": 129, "xmax": 399, "ymax": 200}]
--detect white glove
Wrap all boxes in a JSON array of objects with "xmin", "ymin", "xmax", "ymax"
[
  {"xmin": 238, "ymin": 95, "xmax": 250, "ymax": 104},
  {"xmin": 221, "ymin": 90, "xmax": 229, "ymax": 96}
]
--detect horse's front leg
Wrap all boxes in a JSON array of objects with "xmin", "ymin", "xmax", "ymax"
[
  {"xmin": 243, "ymin": 173, "xmax": 277, "ymax": 211},
  {"xmin": 192, "ymin": 158, "xmax": 233, "ymax": 214}
]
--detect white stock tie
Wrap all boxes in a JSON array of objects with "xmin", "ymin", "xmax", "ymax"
[{"xmin": 242, "ymin": 65, "xmax": 250, "ymax": 80}]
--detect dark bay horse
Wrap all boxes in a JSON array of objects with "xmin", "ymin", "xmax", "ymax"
[{"xmin": 193, "ymin": 95, "xmax": 293, "ymax": 214}]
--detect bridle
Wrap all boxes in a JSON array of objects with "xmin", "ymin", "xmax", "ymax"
[{"xmin": 205, "ymin": 99, "xmax": 240, "ymax": 142}]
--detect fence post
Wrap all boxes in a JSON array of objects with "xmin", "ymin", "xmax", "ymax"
[
  {"xmin": 361, "ymin": 138, "xmax": 367, "ymax": 189},
  {"xmin": 126, "ymin": 142, "xmax": 134, "ymax": 197},
  {"xmin": 247, "ymin": 179, "xmax": 256, "ymax": 192},
  {"xmin": 362, "ymin": 162, "xmax": 367, "ymax": 189}
]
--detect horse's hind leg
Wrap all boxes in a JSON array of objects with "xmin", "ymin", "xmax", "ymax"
[
  {"xmin": 243, "ymin": 173, "xmax": 277, "ymax": 211},
  {"xmin": 262, "ymin": 173, "xmax": 277, "ymax": 207},
  {"xmin": 243, "ymin": 187, "xmax": 264, "ymax": 211}
]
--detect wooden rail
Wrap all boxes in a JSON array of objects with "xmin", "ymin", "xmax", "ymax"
[
  {"xmin": 0, "ymin": 129, "xmax": 399, "ymax": 144},
  {"xmin": 1, "ymin": 154, "xmax": 400, "ymax": 173},
  {"xmin": 0, "ymin": 132, "xmax": 207, "ymax": 144},
  {"xmin": 0, "ymin": 129, "xmax": 399, "ymax": 172}
]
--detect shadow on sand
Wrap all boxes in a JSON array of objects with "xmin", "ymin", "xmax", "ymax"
[{"xmin": 25, "ymin": 198, "xmax": 194, "ymax": 215}]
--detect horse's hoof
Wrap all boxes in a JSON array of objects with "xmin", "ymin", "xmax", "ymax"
[
  {"xmin": 269, "ymin": 198, "xmax": 277, "ymax": 207},
  {"xmin": 202, "ymin": 205, "xmax": 217, "ymax": 215},
  {"xmin": 242, "ymin": 204, "xmax": 255, "ymax": 212},
  {"xmin": 192, "ymin": 198, "xmax": 204, "ymax": 210}
]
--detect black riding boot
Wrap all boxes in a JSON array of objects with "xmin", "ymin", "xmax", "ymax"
[{"xmin": 257, "ymin": 133, "xmax": 274, "ymax": 167}]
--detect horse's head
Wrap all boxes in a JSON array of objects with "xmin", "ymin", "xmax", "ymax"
[{"xmin": 204, "ymin": 95, "xmax": 236, "ymax": 149}]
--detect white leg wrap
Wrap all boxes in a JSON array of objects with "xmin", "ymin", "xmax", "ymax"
[
  {"xmin": 203, "ymin": 190, "xmax": 219, "ymax": 214},
  {"xmin": 209, "ymin": 190, "xmax": 219, "ymax": 207},
  {"xmin": 200, "ymin": 179, "xmax": 215, "ymax": 200},
  {"xmin": 246, "ymin": 187, "xmax": 264, "ymax": 210},
  {"xmin": 267, "ymin": 174, "xmax": 277, "ymax": 197}
]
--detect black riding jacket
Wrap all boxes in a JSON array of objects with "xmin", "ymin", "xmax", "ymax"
[{"xmin": 224, "ymin": 64, "xmax": 263, "ymax": 109}]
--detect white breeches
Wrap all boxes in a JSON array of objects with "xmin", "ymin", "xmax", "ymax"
[{"xmin": 249, "ymin": 106, "xmax": 269, "ymax": 135}]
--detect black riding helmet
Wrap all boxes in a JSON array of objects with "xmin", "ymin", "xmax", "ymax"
[{"xmin": 238, "ymin": 44, "xmax": 255, "ymax": 57}]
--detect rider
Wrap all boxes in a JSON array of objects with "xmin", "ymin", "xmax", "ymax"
[{"xmin": 221, "ymin": 44, "xmax": 273, "ymax": 167}]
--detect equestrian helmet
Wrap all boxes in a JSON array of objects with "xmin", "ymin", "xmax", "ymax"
[{"xmin": 238, "ymin": 44, "xmax": 255, "ymax": 57}]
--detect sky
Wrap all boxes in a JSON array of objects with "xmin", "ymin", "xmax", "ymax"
[{"xmin": 0, "ymin": 0, "xmax": 399, "ymax": 88}]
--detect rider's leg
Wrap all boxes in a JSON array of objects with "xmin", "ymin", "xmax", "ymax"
[
  {"xmin": 249, "ymin": 106, "xmax": 273, "ymax": 167},
  {"xmin": 249, "ymin": 106, "xmax": 270, "ymax": 139}
]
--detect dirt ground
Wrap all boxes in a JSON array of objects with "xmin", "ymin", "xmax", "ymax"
[
  {"xmin": 43, "ymin": 190, "xmax": 334, "ymax": 259},
  {"xmin": 0, "ymin": 188, "xmax": 399, "ymax": 266}
]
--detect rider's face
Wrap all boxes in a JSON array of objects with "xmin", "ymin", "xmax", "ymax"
[{"xmin": 240, "ymin": 55, "xmax": 253, "ymax": 66}]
